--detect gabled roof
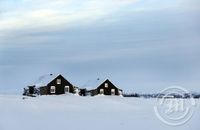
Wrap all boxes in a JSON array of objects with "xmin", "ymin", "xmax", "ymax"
[
  {"xmin": 31, "ymin": 74, "xmax": 61, "ymax": 87},
  {"xmin": 82, "ymin": 78, "xmax": 108, "ymax": 90}
]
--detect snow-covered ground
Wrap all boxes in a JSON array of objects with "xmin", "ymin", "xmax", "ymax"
[{"xmin": 0, "ymin": 95, "xmax": 199, "ymax": 130}]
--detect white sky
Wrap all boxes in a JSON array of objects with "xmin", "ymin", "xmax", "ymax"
[{"xmin": 0, "ymin": 0, "xmax": 200, "ymax": 93}]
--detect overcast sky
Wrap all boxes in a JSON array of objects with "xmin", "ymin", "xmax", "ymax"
[{"xmin": 0, "ymin": 0, "xmax": 200, "ymax": 94}]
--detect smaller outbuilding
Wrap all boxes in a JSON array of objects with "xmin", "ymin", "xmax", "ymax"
[{"xmin": 79, "ymin": 88, "xmax": 87, "ymax": 96}]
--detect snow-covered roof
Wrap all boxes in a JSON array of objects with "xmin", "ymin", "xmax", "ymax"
[
  {"xmin": 31, "ymin": 74, "xmax": 60, "ymax": 87},
  {"xmin": 82, "ymin": 78, "xmax": 107, "ymax": 90}
]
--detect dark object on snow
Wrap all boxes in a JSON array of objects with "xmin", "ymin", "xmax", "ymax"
[
  {"xmin": 22, "ymin": 97, "xmax": 28, "ymax": 100},
  {"xmin": 79, "ymin": 88, "xmax": 86, "ymax": 96},
  {"xmin": 123, "ymin": 93, "xmax": 140, "ymax": 97},
  {"xmin": 23, "ymin": 86, "xmax": 39, "ymax": 97},
  {"xmin": 29, "ymin": 86, "xmax": 34, "ymax": 94},
  {"xmin": 192, "ymin": 94, "xmax": 200, "ymax": 99}
]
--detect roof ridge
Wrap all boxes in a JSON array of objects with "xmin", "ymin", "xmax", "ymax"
[
  {"xmin": 82, "ymin": 78, "xmax": 108, "ymax": 89},
  {"xmin": 31, "ymin": 73, "xmax": 61, "ymax": 87}
]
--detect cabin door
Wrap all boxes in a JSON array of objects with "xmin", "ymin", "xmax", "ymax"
[
  {"xmin": 111, "ymin": 89, "xmax": 115, "ymax": 95},
  {"xmin": 65, "ymin": 86, "xmax": 69, "ymax": 93}
]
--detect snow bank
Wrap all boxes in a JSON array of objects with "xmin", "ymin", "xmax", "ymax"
[{"xmin": 0, "ymin": 95, "xmax": 199, "ymax": 130}]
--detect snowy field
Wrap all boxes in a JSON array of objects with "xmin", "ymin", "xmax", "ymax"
[{"xmin": 0, "ymin": 95, "xmax": 199, "ymax": 130}]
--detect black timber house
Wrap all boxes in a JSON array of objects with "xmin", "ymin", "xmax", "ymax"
[
  {"xmin": 83, "ymin": 78, "xmax": 123, "ymax": 96},
  {"xmin": 24, "ymin": 74, "xmax": 75, "ymax": 96}
]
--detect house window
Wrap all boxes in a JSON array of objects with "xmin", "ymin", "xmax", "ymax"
[
  {"xmin": 111, "ymin": 89, "xmax": 115, "ymax": 95},
  {"xmin": 50, "ymin": 86, "xmax": 56, "ymax": 93},
  {"xmin": 100, "ymin": 89, "xmax": 104, "ymax": 94},
  {"xmin": 105, "ymin": 83, "xmax": 108, "ymax": 88},
  {"xmin": 57, "ymin": 79, "xmax": 61, "ymax": 84},
  {"xmin": 65, "ymin": 86, "xmax": 69, "ymax": 93}
]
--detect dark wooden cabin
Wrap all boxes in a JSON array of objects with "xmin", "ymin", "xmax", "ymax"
[
  {"xmin": 33, "ymin": 74, "xmax": 74, "ymax": 95},
  {"xmin": 84, "ymin": 79, "xmax": 123, "ymax": 96}
]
